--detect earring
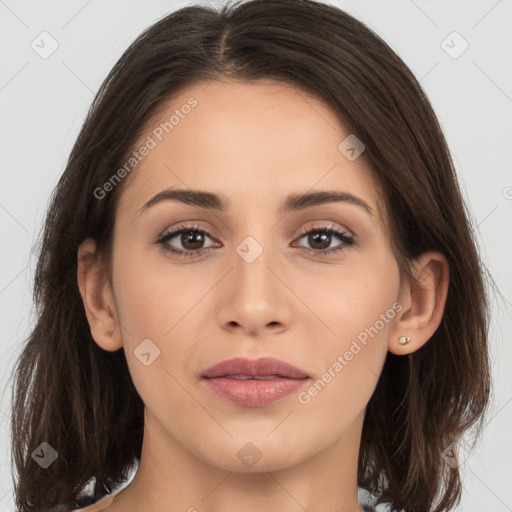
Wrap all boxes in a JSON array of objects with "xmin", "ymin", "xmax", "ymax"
[{"xmin": 398, "ymin": 336, "xmax": 411, "ymax": 345}]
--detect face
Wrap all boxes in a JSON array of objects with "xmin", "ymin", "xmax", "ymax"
[{"xmin": 106, "ymin": 79, "xmax": 402, "ymax": 472}]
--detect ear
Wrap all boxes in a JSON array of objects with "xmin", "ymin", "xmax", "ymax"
[
  {"xmin": 77, "ymin": 238, "xmax": 122, "ymax": 351},
  {"xmin": 388, "ymin": 251, "xmax": 449, "ymax": 355}
]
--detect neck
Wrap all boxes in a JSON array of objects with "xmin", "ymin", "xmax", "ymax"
[{"xmin": 111, "ymin": 408, "xmax": 366, "ymax": 512}]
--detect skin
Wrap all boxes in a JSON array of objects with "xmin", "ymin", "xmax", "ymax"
[{"xmin": 77, "ymin": 79, "xmax": 449, "ymax": 512}]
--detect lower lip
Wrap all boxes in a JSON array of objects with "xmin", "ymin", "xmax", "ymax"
[{"xmin": 203, "ymin": 376, "xmax": 309, "ymax": 408}]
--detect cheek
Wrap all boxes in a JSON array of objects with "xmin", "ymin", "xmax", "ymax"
[
  {"xmin": 298, "ymin": 255, "xmax": 399, "ymax": 397},
  {"xmin": 112, "ymin": 244, "xmax": 211, "ymax": 340},
  {"xmin": 305, "ymin": 254, "xmax": 400, "ymax": 341},
  {"xmin": 111, "ymin": 248, "xmax": 213, "ymax": 401}
]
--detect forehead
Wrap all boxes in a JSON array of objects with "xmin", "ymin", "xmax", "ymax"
[{"xmin": 116, "ymin": 79, "xmax": 385, "ymax": 224}]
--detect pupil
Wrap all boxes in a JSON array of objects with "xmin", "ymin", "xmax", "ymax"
[
  {"xmin": 178, "ymin": 230, "xmax": 333, "ymax": 251},
  {"xmin": 309, "ymin": 231, "xmax": 330, "ymax": 249},
  {"xmin": 182, "ymin": 231, "xmax": 204, "ymax": 250}
]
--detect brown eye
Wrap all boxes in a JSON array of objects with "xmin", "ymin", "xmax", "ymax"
[
  {"xmin": 294, "ymin": 225, "xmax": 355, "ymax": 255},
  {"xmin": 156, "ymin": 224, "xmax": 218, "ymax": 258}
]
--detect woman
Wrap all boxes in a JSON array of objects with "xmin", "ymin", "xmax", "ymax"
[{"xmin": 10, "ymin": 0, "xmax": 491, "ymax": 511}]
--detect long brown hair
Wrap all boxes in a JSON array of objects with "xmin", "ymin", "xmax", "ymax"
[{"xmin": 10, "ymin": 1, "xmax": 492, "ymax": 510}]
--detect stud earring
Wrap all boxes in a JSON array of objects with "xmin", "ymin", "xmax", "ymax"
[{"xmin": 398, "ymin": 336, "xmax": 411, "ymax": 345}]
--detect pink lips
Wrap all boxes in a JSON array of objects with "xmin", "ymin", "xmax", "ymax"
[{"xmin": 201, "ymin": 357, "xmax": 310, "ymax": 408}]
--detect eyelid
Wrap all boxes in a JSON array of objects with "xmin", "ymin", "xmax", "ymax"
[
  {"xmin": 155, "ymin": 220, "xmax": 356, "ymax": 258},
  {"xmin": 291, "ymin": 221, "xmax": 355, "ymax": 253},
  {"xmin": 157, "ymin": 220, "xmax": 354, "ymax": 240},
  {"xmin": 295, "ymin": 220, "xmax": 354, "ymax": 239}
]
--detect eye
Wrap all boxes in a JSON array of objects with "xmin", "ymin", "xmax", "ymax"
[
  {"xmin": 155, "ymin": 222, "xmax": 355, "ymax": 259},
  {"xmin": 155, "ymin": 223, "xmax": 219, "ymax": 258},
  {"xmin": 293, "ymin": 223, "xmax": 355, "ymax": 256}
]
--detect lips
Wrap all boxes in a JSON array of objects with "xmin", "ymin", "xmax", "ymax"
[
  {"xmin": 201, "ymin": 356, "xmax": 309, "ymax": 379},
  {"xmin": 201, "ymin": 357, "xmax": 310, "ymax": 408}
]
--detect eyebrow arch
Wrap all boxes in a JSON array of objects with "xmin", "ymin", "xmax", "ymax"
[{"xmin": 139, "ymin": 188, "xmax": 374, "ymax": 218}]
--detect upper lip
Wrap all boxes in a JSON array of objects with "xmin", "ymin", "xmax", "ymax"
[{"xmin": 202, "ymin": 357, "xmax": 309, "ymax": 379}]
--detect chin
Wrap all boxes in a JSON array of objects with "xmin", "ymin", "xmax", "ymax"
[{"xmin": 198, "ymin": 438, "xmax": 307, "ymax": 474}]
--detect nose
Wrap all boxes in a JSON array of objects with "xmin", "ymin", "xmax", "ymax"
[{"xmin": 216, "ymin": 241, "xmax": 294, "ymax": 337}]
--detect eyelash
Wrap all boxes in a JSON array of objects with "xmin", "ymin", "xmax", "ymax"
[{"xmin": 155, "ymin": 222, "xmax": 355, "ymax": 259}]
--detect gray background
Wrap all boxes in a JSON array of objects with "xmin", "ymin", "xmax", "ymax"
[{"xmin": 1, "ymin": 0, "xmax": 511, "ymax": 510}]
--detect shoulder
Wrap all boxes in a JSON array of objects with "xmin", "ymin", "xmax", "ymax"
[
  {"xmin": 75, "ymin": 493, "xmax": 115, "ymax": 511},
  {"xmin": 53, "ymin": 493, "xmax": 373, "ymax": 511},
  {"xmin": 45, "ymin": 493, "xmax": 115, "ymax": 511}
]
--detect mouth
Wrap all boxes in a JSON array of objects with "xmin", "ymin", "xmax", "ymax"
[
  {"xmin": 219, "ymin": 374, "xmax": 292, "ymax": 380},
  {"xmin": 201, "ymin": 357, "xmax": 310, "ymax": 408},
  {"xmin": 201, "ymin": 356, "xmax": 309, "ymax": 380}
]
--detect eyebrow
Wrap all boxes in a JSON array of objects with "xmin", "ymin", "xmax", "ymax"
[{"xmin": 139, "ymin": 188, "xmax": 374, "ymax": 218}]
